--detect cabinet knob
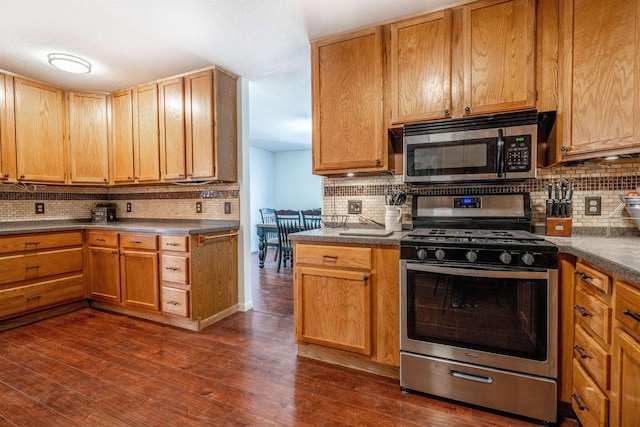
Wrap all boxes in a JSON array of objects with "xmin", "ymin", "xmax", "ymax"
[
  {"xmin": 362, "ymin": 275, "xmax": 369, "ymax": 282},
  {"xmin": 464, "ymin": 106, "xmax": 471, "ymax": 113},
  {"xmin": 376, "ymin": 159, "xmax": 381, "ymax": 166},
  {"xmin": 103, "ymin": 178, "xmax": 108, "ymax": 182},
  {"xmin": 444, "ymin": 109, "xmax": 450, "ymax": 116},
  {"xmin": 127, "ymin": 176, "xmax": 133, "ymax": 180},
  {"xmin": 179, "ymin": 174, "xmax": 184, "ymax": 178},
  {"xmin": 2, "ymin": 173, "xmax": 8, "ymax": 179},
  {"xmin": 561, "ymin": 146, "xmax": 568, "ymax": 153},
  {"xmin": 20, "ymin": 175, "xmax": 25, "ymax": 179}
]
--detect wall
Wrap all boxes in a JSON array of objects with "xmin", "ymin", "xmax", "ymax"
[
  {"xmin": 0, "ymin": 182, "xmax": 240, "ymax": 222},
  {"xmin": 274, "ymin": 150, "xmax": 322, "ymax": 210},
  {"xmin": 249, "ymin": 147, "xmax": 276, "ymax": 251},
  {"xmin": 322, "ymin": 161, "xmax": 640, "ymax": 235}
]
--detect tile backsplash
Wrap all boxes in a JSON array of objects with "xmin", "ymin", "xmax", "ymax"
[
  {"xmin": 322, "ymin": 161, "xmax": 640, "ymax": 235},
  {"xmin": 0, "ymin": 182, "xmax": 240, "ymax": 222}
]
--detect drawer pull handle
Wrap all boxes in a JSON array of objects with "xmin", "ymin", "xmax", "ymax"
[
  {"xmin": 574, "ymin": 269, "xmax": 593, "ymax": 281},
  {"xmin": 362, "ymin": 276, "xmax": 369, "ymax": 282},
  {"xmin": 166, "ymin": 301, "xmax": 180, "ymax": 306},
  {"xmin": 322, "ymin": 255, "xmax": 338, "ymax": 261},
  {"xmin": 571, "ymin": 393, "xmax": 589, "ymax": 411},
  {"xmin": 574, "ymin": 304, "xmax": 593, "ymax": 317},
  {"xmin": 623, "ymin": 309, "xmax": 640, "ymax": 323},
  {"xmin": 130, "ymin": 240, "xmax": 143, "ymax": 244},
  {"xmin": 165, "ymin": 267, "xmax": 180, "ymax": 271},
  {"xmin": 166, "ymin": 243, "xmax": 180, "ymax": 246},
  {"xmin": 573, "ymin": 344, "xmax": 592, "ymax": 359},
  {"xmin": 112, "ymin": 251, "xmax": 118, "ymax": 255},
  {"xmin": 450, "ymin": 370, "xmax": 493, "ymax": 384},
  {"xmin": 27, "ymin": 295, "xmax": 42, "ymax": 302},
  {"xmin": 24, "ymin": 241, "xmax": 40, "ymax": 247},
  {"xmin": 26, "ymin": 265, "xmax": 40, "ymax": 270},
  {"xmin": 95, "ymin": 238, "xmax": 106, "ymax": 242}
]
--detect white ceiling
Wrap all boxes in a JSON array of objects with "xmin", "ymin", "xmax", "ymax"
[{"xmin": 0, "ymin": 0, "xmax": 463, "ymax": 152}]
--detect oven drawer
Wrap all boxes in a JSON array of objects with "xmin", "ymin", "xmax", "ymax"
[
  {"xmin": 295, "ymin": 244, "xmax": 371, "ymax": 270},
  {"xmin": 575, "ymin": 283, "xmax": 612, "ymax": 345},
  {"xmin": 572, "ymin": 359, "xmax": 608, "ymax": 427},
  {"xmin": 574, "ymin": 323, "xmax": 610, "ymax": 390}
]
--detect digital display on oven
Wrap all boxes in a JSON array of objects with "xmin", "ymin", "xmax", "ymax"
[{"xmin": 453, "ymin": 197, "xmax": 482, "ymax": 208}]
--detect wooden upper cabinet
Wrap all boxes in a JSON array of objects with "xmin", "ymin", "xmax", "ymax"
[
  {"xmin": 557, "ymin": 0, "xmax": 640, "ymax": 161},
  {"xmin": 312, "ymin": 27, "xmax": 387, "ymax": 175},
  {"xmin": 455, "ymin": 0, "xmax": 536, "ymax": 117},
  {"xmin": 133, "ymin": 83, "xmax": 160, "ymax": 183},
  {"xmin": 0, "ymin": 73, "xmax": 16, "ymax": 182},
  {"xmin": 158, "ymin": 77, "xmax": 186, "ymax": 180},
  {"xmin": 111, "ymin": 89, "xmax": 136, "ymax": 184},
  {"xmin": 13, "ymin": 77, "xmax": 65, "ymax": 183},
  {"xmin": 67, "ymin": 92, "xmax": 109, "ymax": 184},
  {"xmin": 389, "ymin": 10, "xmax": 452, "ymax": 125},
  {"xmin": 184, "ymin": 68, "xmax": 237, "ymax": 182}
]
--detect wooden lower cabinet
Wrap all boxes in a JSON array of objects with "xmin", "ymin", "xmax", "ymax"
[
  {"xmin": 120, "ymin": 249, "xmax": 159, "ymax": 311},
  {"xmin": 293, "ymin": 241, "xmax": 399, "ymax": 377},
  {"xmin": 88, "ymin": 245, "xmax": 121, "ymax": 303}
]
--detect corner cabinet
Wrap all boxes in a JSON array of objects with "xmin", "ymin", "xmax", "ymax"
[
  {"xmin": 293, "ymin": 242, "xmax": 400, "ymax": 377},
  {"xmin": 556, "ymin": 0, "xmax": 640, "ymax": 162},
  {"xmin": 13, "ymin": 77, "xmax": 66, "ymax": 183},
  {"xmin": 311, "ymin": 27, "xmax": 388, "ymax": 176}
]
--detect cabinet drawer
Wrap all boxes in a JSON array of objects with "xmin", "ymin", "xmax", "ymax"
[
  {"xmin": 615, "ymin": 280, "xmax": 640, "ymax": 342},
  {"xmin": 161, "ymin": 286, "xmax": 189, "ymax": 317},
  {"xmin": 161, "ymin": 255, "xmax": 189, "ymax": 283},
  {"xmin": 0, "ymin": 231, "xmax": 83, "ymax": 254},
  {"xmin": 295, "ymin": 244, "xmax": 372, "ymax": 270},
  {"xmin": 120, "ymin": 233, "xmax": 157, "ymax": 250},
  {"xmin": 574, "ymin": 323, "xmax": 610, "ymax": 390},
  {"xmin": 87, "ymin": 231, "xmax": 118, "ymax": 247},
  {"xmin": 0, "ymin": 247, "xmax": 84, "ymax": 286},
  {"xmin": 161, "ymin": 235, "xmax": 189, "ymax": 252},
  {"xmin": 575, "ymin": 261, "xmax": 612, "ymax": 295},
  {"xmin": 0, "ymin": 274, "xmax": 85, "ymax": 319},
  {"xmin": 572, "ymin": 359, "xmax": 609, "ymax": 427},
  {"xmin": 575, "ymin": 283, "xmax": 612, "ymax": 345}
]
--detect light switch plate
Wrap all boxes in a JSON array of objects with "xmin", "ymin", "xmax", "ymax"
[
  {"xmin": 585, "ymin": 196, "xmax": 601, "ymax": 216},
  {"xmin": 224, "ymin": 202, "xmax": 231, "ymax": 214}
]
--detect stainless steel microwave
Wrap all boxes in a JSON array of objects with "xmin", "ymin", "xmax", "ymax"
[{"xmin": 403, "ymin": 110, "xmax": 539, "ymax": 184}]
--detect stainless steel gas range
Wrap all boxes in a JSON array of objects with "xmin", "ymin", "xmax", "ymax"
[{"xmin": 399, "ymin": 193, "xmax": 559, "ymax": 423}]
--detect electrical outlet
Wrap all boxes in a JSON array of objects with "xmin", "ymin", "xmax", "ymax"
[
  {"xmin": 348, "ymin": 200, "xmax": 362, "ymax": 214},
  {"xmin": 585, "ymin": 196, "xmax": 601, "ymax": 216},
  {"xmin": 126, "ymin": 202, "xmax": 132, "ymax": 213},
  {"xmin": 35, "ymin": 202, "xmax": 45, "ymax": 214},
  {"xmin": 224, "ymin": 202, "xmax": 231, "ymax": 214},
  {"xmin": 196, "ymin": 202, "xmax": 202, "ymax": 213}
]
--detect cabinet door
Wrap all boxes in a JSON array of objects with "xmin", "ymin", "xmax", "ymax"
[
  {"xmin": 295, "ymin": 266, "xmax": 371, "ymax": 355},
  {"xmin": 0, "ymin": 73, "xmax": 16, "ymax": 181},
  {"xmin": 558, "ymin": 0, "xmax": 640, "ymax": 160},
  {"xmin": 14, "ymin": 77, "xmax": 65, "ymax": 183},
  {"xmin": 120, "ymin": 249, "xmax": 159, "ymax": 311},
  {"xmin": 133, "ymin": 83, "xmax": 160, "ymax": 182},
  {"xmin": 312, "ymin": 27, "xmax": 386, "ymax": 175},
  {"xmin": 185, "ymin": 70, "xmax": 215, "ymax": 179},
  {"xmin": 158, "ymin": 77, "xmax": 186, "ymax": 180},
  {"xmin": 111, "ymin": 89, "xmax": 135, "ymax": 184},
  {"xmin": 389, "ymin": 10, "xmax": 452, "ymax": 124},
  {"xmin": 611, "ymin": 329, "xmax": 640, "ymax": 427},
  {"xmin": 459, "ymin": 0, "xmax": 536, "ymax": 116},
  {"xmin": 88, "ymin": 246, "xmax": 121, "ymax": 303},
  {"xmin": 67, "ymin": 92, "xmax": 109, "ymax": 184}
]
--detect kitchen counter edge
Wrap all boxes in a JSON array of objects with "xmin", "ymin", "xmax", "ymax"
[
  {"xmin": 289, "ymin": 229, "xmax": 409, "ymax": 246},
  {"xmin": 0, "ymin": 219, "xmax": 240, "ymax": 236}
]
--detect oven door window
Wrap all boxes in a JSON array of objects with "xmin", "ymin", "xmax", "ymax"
[
  {"xmin": 406, "ymin": 138, "xmax": 496, "ymax": 177},
  {"xmin": 406, "ymin": 267, "xmax": 548, "ymax": 361}
]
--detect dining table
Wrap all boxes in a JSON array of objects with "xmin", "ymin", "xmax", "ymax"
[{"xmin": 256, "ymin": 223, "xmax": 277, "ymax": 268}]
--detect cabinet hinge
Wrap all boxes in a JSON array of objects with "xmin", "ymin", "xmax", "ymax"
[{"xmin": 535, "ymin": 90, "xmax": 538, "ymax": 101}]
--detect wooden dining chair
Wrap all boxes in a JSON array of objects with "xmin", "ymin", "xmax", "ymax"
[
  {"xmin": 259, "ymin": 208, "xmax": 279, "ymax": 261},
  {"xmin": 301, "ymin": 209, "xmax": 322, "ymax": 230},
  {"xmin": 274, "ymin": 210, "xmax": 303, "ymax": 273}
]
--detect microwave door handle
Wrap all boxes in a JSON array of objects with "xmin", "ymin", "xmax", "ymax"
[{"xmin": 496, "ymin": 128, "xmax": 505, "ymax": 178}]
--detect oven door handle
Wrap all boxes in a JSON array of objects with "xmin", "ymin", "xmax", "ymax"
[
  {"xmin": 405, "ymin": 263, "xmax": 549, "ymax": 280},
  {"xmin": 450, "ymin": 370, "xmax": 494, "ymax": 384}
]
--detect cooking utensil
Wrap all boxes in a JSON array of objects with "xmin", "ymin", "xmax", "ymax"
[{"xmin": 358, "ymin": 214, "xmax": 384, "ymax": 228}]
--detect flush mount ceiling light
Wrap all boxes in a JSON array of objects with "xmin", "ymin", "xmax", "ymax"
[{"xmin": 47, "ymin": 53, "xmax": 92, "ymax": 74}]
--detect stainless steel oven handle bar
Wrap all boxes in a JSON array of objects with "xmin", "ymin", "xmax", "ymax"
[
  {"xmin": 450, "ymin": 370, "xmax": 494, "ymax": 384},
  {"xmin": 406, "ymin": 263, "xmax": 550, "ymax": 279}
]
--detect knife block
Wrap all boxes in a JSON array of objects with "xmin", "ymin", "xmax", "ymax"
[{"xmin": 546, "ymin": 217, "xmax": 572, "ymax": 237}]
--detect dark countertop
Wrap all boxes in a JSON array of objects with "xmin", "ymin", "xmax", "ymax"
[{"xmin": 0, "ymin": 219, "xmax": 240, "ymax": 236}]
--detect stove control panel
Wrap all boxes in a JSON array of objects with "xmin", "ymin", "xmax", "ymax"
[{"xmin": 400, "ymin": 245, "xmax": 557, "ymax": 269}]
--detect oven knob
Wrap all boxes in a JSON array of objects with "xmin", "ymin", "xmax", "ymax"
[
  {"xmin": 499, "ymin": 251, "xmax": 512, "ymax": 264},
  {"xmin": 417, "ymin": 249, "xmax": 428, "ymax": 260},
  {"xmin": 435, "ymin": 249, "xmax": 446, "ymax": 260},
  {"xmin": 466, "ymin": 251, "xmax": 477, "ymax": 262},
  {"xmin": 521, "ymin": 253, "xmax": 535, "ymax": 266}
]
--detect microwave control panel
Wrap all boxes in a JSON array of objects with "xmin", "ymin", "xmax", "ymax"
[{"xmin": 505, "ymin": 135, "xmax": 532, "ymax": 172}]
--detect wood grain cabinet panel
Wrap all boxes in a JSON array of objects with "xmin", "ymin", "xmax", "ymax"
[
  {"xmin": 312, "ymin": 27, "xmax": 387, "ymax": 175},
  {"xmin": 575, "ymin": 282, "xmax": 613, "ymax": 345},
  {"xmin": 161, "ymin": 235, "xmax": 188, "ymax": 252},
  {"xmin": 120, "ymin": 249, "xmax": 159, "ymax": 311},
  {"xmin": 161, "ymin": 255, "xmax": 188, "ymax": 284},
  {"xmin": 558, "ymin": 0, "xmax": 640, "ymax": 161},
  {"xmin": 111, "ymin": 89, "xmax": 136, "ymax": 184},
  {"xmin": 67, "ymin": 91, "xmax": 109, "ymax": 184},
  {"xmin": 572, "ymin": 359, "xmax": 609, "ymax": 427},
  {"xmin": 611, "ymin": 328, "xmax": 640, "ymax": 427},
  {"xmin": 0, "ymin": 231, "xmax": 83, "ymax": 255},
  {"xmin": 161, "ymin": 286, "xmax": 189, "ymax": 317},
  {"xmin": 0, "ymin": 247, "xmax": 83, "ymax": 285},
  {"xmin": 13, "ymin": 77, "xmax": 65, "ymax": 183},
  {"xmin": 389, "ymin": 10, "xmax": 452, "ymax": 124},
  {"xmin": 0, "ymin": 275, "xmax": 84, "ymax": 319},
  {"xmin": 457, "ymin": 0, "xmax": 536, "ymax": 117},
  {"xmin": 133, "ymin": 83, "xmax": 161, "ymax": 183},
  {"xmin": 158, "ymin": 77, "xmax": 186, "ymax": 181},
  {"xmin": 0, "ymin": 72, "xmax": 16, "ymax": 182},
  {"xmin": 295, "ymin": 244, "xmax": 371, "ymax": 270},
  {"xmin": 88, "ymin": 246, "xmax": 121, "ymax": 303}
]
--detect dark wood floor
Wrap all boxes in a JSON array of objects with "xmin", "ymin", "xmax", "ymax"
[{"xmin": 0, "ymin": 252, "xmax": 578, "ymax": 426}]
